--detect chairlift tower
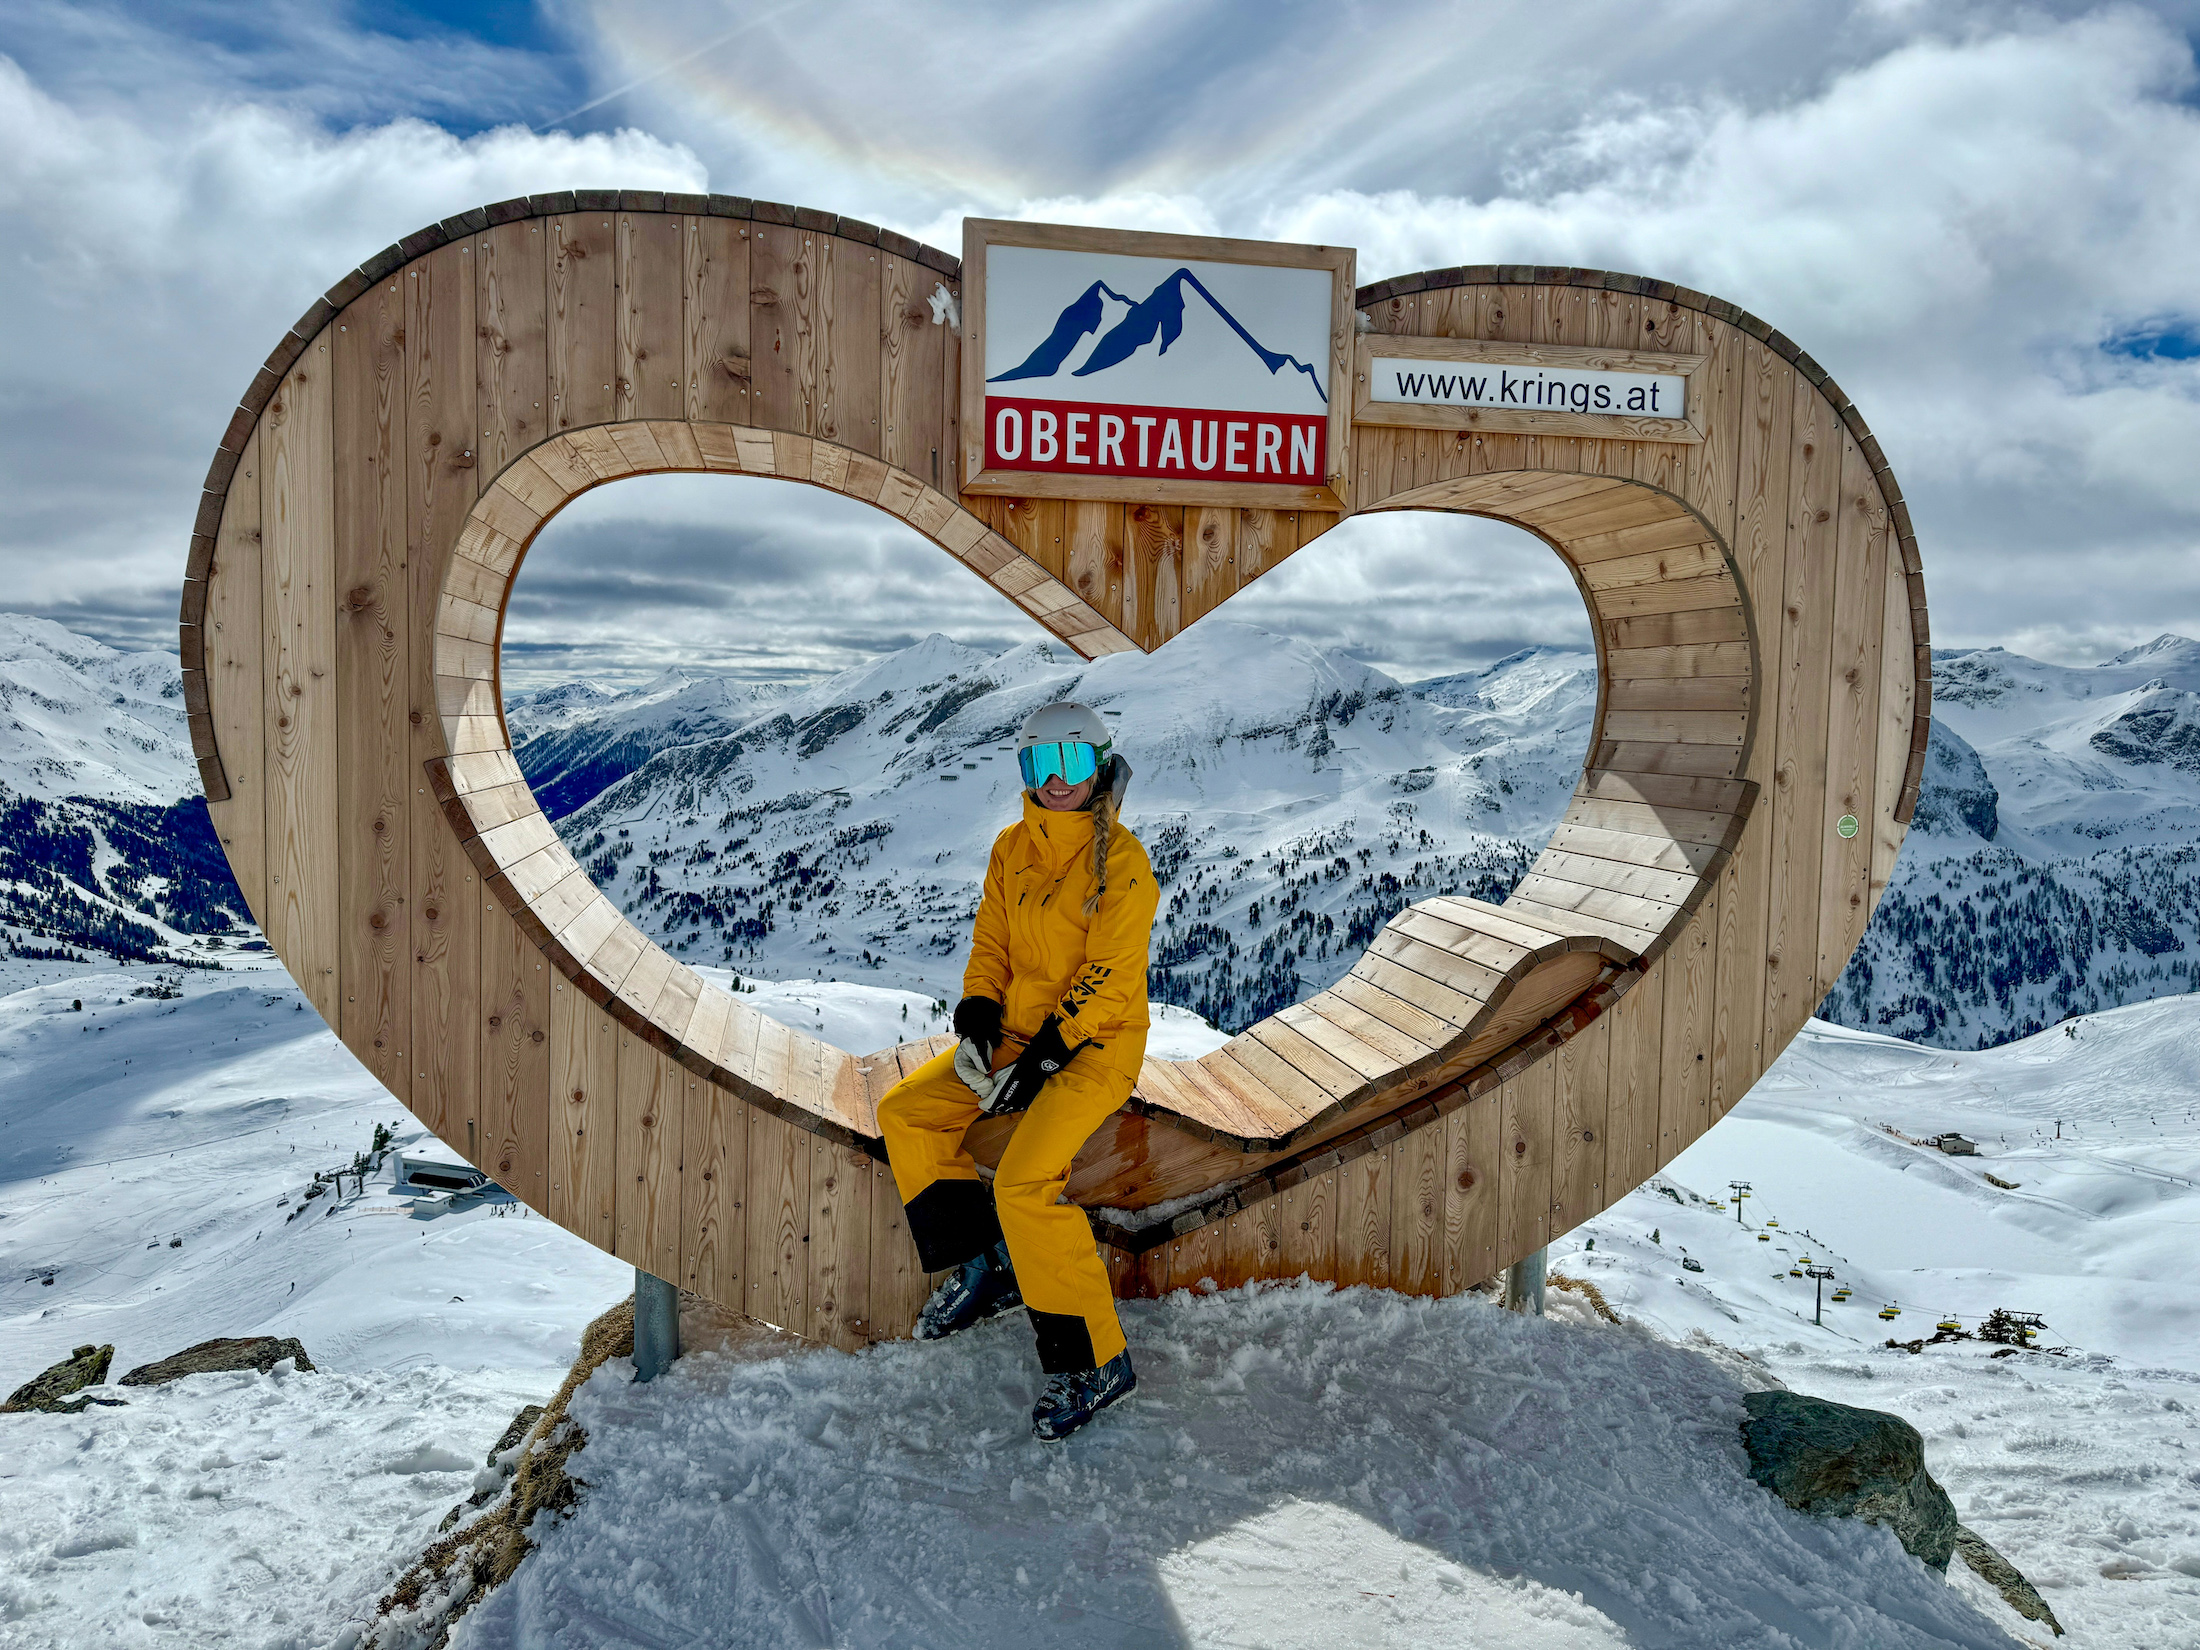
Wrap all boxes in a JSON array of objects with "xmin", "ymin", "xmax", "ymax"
[
  {"xmin": 1806, "ymin": 1266, "xmax": 1836, "ymax": 1326},
  {"xmin": 1729, "ymin": 1181, "xmax": 1751, "ymax": 1225}
]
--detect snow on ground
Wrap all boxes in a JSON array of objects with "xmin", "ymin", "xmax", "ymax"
[
  {"xmin": 7, "ymin": 970, "xmax": 2199, "ymax": 1648},
  {"xmin": 0, "ymin": 966, "xmax": 635, "ymax": 1649},
  {"xmin": 450, "ymin": 1285, "xmax": 2018, "ymax": 1650}
]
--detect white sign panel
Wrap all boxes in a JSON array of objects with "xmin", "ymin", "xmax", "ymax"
[
  {"xmin": 981, "ymin": 244, "xmax": 1336, "ymax": 484},
  {"xmin": 1368, "ymin": 355, "xmax": 1687, "ymax": 420}
]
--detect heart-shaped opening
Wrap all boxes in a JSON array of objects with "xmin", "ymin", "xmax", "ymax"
[{"xmin": 431, "ymin": 421, "xmax": 1755, "ymax": 1226}]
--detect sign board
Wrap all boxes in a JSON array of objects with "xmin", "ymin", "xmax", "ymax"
[
  {"xmin": 1353, "ymin": 336, "xmax": 1709, "ymax": 444},
  {"xmin": 961, "ymin": 220, "xmax": 1355, "ymax": 509}
]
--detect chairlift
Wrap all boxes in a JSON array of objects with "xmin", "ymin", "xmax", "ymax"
[
  {"xmin": 1937, "ymin": 1315, "xmax": 1964, "ymax": 1334},
  {"xmin": 1788, "ymin": 1268, "xmax": 1803, "ymax": 1278},
  {"xmin": 1878, "ymin": 1304, "xmax": 1901, "ymax": 1321},
  {"xmin": 1832, "ymin": 1289, "xmax": 1852, "ymax": 1302}
]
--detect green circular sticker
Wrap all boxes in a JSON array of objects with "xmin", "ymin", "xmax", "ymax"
[{"xmin": 1837, "ymin": 814, "xmax": 1859, "ymax": 839}]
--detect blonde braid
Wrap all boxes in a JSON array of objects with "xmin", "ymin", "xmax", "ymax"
[{"xmin": 1084, "ymin": 785, "xmax": 1114, "ymax": 917}]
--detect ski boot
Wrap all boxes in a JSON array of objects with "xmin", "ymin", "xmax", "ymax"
[
  {"xmin": 914, "ymin": 1240, "xmax": 1021, "ymax": 1340},
  {"xmin": 1031, "ymin": 1349, "xmax": 1137, "ymax": 1442}
]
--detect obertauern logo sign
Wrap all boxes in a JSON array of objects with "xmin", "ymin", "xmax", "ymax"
[{"xmin": 981, "ymin": 245, "xmax": 1335, "ymax": 485}]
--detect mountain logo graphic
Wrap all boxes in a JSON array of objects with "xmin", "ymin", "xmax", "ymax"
[{"xmin": 989, "ymin": 268, "xmax": 1328, "ymax": 405}]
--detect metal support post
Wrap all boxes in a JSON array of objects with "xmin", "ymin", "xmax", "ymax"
[
  {"xmin": 1503, "ymin": 1245, "xmax": 1548, "ymax": 1317},
  {"xmin": 633, "ymin": 1266, "xmax": 680, "ymax": 1382}
]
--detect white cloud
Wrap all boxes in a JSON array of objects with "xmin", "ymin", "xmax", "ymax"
[
  {"xmin": 5, "ymin": 4, "xmax": 2198, "ymax": 672},
  {"xmin": 0, "ymin": 51, "xmax": 704, "ymax": 638}
]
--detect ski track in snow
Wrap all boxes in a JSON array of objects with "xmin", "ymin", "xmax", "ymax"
[{"xmin": 6, "ymin": 968, "xmax": 2200, "ymax": 1646}]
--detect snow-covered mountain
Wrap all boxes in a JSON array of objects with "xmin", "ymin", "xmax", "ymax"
[
  {"xmin": 504, "ymin": 668, "xmax": 790, "ymax": 820},
  {"xmin": 6, "ymin": 604, "xmax": 2200, "ymax": 1052},
  {"xmin": 0, "ymin": 615, "xmax": 194, "ymax": 803},
  {"xmin": 541, "ymin": 622, "xmax": 1592, "ymax": 1030},
  {"xmin": 1824, "ymin": 637, "xmax": 2200, "ymax": 1046},
  {"xmin": 0, "ymin": 617, "xmax": 249, "ymax": 979}
]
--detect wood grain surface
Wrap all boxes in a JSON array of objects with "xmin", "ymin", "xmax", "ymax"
[{"xmin": 189, "ymin": 215, "xmax": 1923, "ymax": 1347}]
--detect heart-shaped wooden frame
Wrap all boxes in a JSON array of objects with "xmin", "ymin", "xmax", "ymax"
[{"xmin": 180, "ymin": 194, "xmax": 1928, "ymax": 1347}]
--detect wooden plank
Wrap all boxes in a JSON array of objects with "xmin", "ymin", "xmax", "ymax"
[
  {"xmin": 1441, "ymin": 1093, "xmax": 1502, "ymax": 1291},
  {"xmin": 1656, "ymin": 885, "xmax": 1718, "ymax": 1161},
  {"xmin": 746, "ymin": 1106, "xmax": 810, "ymax": 1331},
  {"xmin": 1551, "ymin": 1010, "xmax": 1612, "ymax": 1230},
  {"xmin": 549, "ymin": 980, "xmax": 618, "ymax": 1251},
  {"xmin": 1532, "ymin": 849, "xmax": 1701, "ymax": 907},
  {"xmin": 1816, "ymin": 436, "xmax": 1890, "ymax": 985},
  {"xmin": 1275, "ymin": 1167, "xmax": 1337, "ymax": 1281},
  {"xmin": 1183, "ymin": 505, "xmax": 1235, "ymax": 625},
  {"xmin": 1605, "ymin": 676, "xmax": 1750, "ymax": 713},
  {"xmin": 1222, "ymin": 1194, "xmax": 1283, "ymax": 1288},
  {"xmin": 476, "ymin": 217, "xmax": 548, "ymax": 475},
  {"xmin": 1391, "ymin": 1112, "xmax": 1448, "ymax": 1295},
  {"xmin": 261, "ymin": 345, "xmax": 340, "ymax": 1025},
  {"xmin": 549, "ymin": 208, "xmax": 616, "ymax": 433},
  {"xmin": 1603, "ymin": 969, "xmax": 1666, "ymax": 1201},
  {"xmin": 681, "ymin": 1076, "xmax": 748, "ymax": 1305},
  {"xmin": 1869, "ymin": 547, "xmax": 1916, "ymax": 908},
  {"xmin": 480, "ymin": 899, "xmax": 551, "ymax": 1213},
  {"xmin": 1333, "ymin": 1139, "xmax": 1393, "ymax": 1289},
  {"xmin": 1682, "ymin": 310, "xmax": 1746, "ymax": 546},
  {"xmin": 1607, "ymin": 607, "xmax": 1750, "ymax": 649},
  {"xmin": 684, "ymin": 215, "xmax": 753, "ymax": 424},
  {"xmin": 1326, "ymin": 972, "xmax": 1458, "ymax": 1053},
  {"xmin": 748, "ymin": 222, "xmax": 804, "ymax": 433},
  {"xmin": 615, "ymin": 209, "xmax": 684, "ymax": 421},
  {"xmin": 1543, "ymin": 823, "xmax": 1724, "ymax": 878},
  {"xmin": 1762, "ymin": 371, "xmax": 1841, "ymax": 1051},
  {"xmin": 1346, "ymin": 952, "xmax": 1485, "ymax": 1030},
  {"xmin": 1498, "ymin": 1058, "xmax": 1556, "ymax": 1266},
  {"xmin": 881, "ymin": 251, "xmax": 947, "ymax": 485},
  {"xmin": 868, "ymin": 1155, "xmax": 928, "ymax": 1342},
  {"xmin": 1296, "ymin": 989, "xmax": 1441, "ymax": 1069},
  {"xmin": 204, "ymin": 431, "xmax": 267, "ymax": 926},
  {"xmin": 1563, "ymin": 795, "xmax": 1740, "ymax": 847},
  {"xmin": 334, "ymin": 279, "xmax": 411, "ymax": 1097},
  {"xmin": 807, "ymin": 1134, "xmax": 875, "ymax": 1348},
  {"xmin": 1165, "ymin": 1221, "xmax": 1227, "ymax": 1293},
  {"xmin": 406, "ymin": 244, "xmax": 481, "ymax": 1145},
  {"xmin": 1606, "ymin": 642, "xmax": 1756, "ymax": 680},
  {"xmin": 609, "ymin": 1031, "xmax": 675, "ymax": 1273},
  {"xmin": 824, "ymin": 234, "xmax": 882, "ymax": 456}
]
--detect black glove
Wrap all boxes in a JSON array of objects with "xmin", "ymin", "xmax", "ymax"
[
  {"xmin": 986, "ymin": 1015, "xmax": 1084, "ymax": 1116},
  {"xmin": 953, "ymin": 996, "xmax": 1004, "ymax": 1064}
]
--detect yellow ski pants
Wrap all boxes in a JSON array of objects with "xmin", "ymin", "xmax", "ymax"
[{"xmin": 878, "ymin": 1038, "xmax": 1141, "ymax": 1373}]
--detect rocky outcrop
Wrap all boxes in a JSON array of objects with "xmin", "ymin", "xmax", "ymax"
[
  {"xmin": 1954, "ymin": 1526, "xmax": 2064, "ymax": 1638},
  {"xmin": 119, "ymin": 1335, "xmax": 315, "ymax": 1386},
  {"xmin": 1739, "ymin": 1390, "xmax": 1959, "ymax": 1570},
  {"xmin": 1, "ymin": 1344, "xmax": 116, "ymax": 1413}
]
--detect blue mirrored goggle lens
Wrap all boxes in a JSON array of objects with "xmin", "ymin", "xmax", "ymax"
[{"xmin": 1018, "ymin": 741, "xmax": 1100, "ymax": 789}]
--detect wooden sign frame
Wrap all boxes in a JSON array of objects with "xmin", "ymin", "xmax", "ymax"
[
  {"xmin": 1354, "ymin": 334, "xmax": 1710, "ymax": 444},
  {"xmin": 175, "ymin": 189, "xmax": 1933, "ymax": 1350},
  {"xmin": 959, "ymin": 218, "xmax": 1357, "ymax": 512}
]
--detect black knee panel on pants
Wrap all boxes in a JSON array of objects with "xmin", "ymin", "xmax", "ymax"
[
  {"xmin": 1027, "ymin": 1307, "xmax": 1098, "ymax": 1374},
  {"xmin": 904, "ymin": 1179, "xmax": 1003, "ymax": 1272}
]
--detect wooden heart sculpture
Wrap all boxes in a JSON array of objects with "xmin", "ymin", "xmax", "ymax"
[{"xmin": 179, "ymin": 194, "xmax": 1928, "ymax": 1347}]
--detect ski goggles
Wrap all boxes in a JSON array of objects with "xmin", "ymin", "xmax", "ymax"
[{"xmin": 1018, "ymin": 740, "xmax": 1103, "ymax": 790}]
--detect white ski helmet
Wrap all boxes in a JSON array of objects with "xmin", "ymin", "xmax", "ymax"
[{"xmin": 1015, "ymin": 700, "xmax": 1115, "ymax": 793}]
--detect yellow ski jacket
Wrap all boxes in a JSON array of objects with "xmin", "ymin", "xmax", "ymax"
[{"xmin": 963, "ymin": 794, "xmax": 1158, "ymax": 1081}]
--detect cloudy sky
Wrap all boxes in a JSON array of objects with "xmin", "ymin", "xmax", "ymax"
[{"xmin": 5, "ymin": 0, "xmax": 2198, "ymax": 686}]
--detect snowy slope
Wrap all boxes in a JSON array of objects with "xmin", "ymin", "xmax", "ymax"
[
  {"xmin": 0, "ymin": 615, "xmax": 195, "ymax": 805},
  {"xmin": 1825, "ymin": 639, "xmax": 2200, "ymax": 1046},
  {"xmin": 505, "ymin": 668, "xmax": 791, "ymax": 820},
  {"xmin": 428, "ymin": 999, "xmax": 2200, "ymax": 1650},
  {"xmin": 6, "ymin": 969, "xmax": 2198, "ymax": 1647}
]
